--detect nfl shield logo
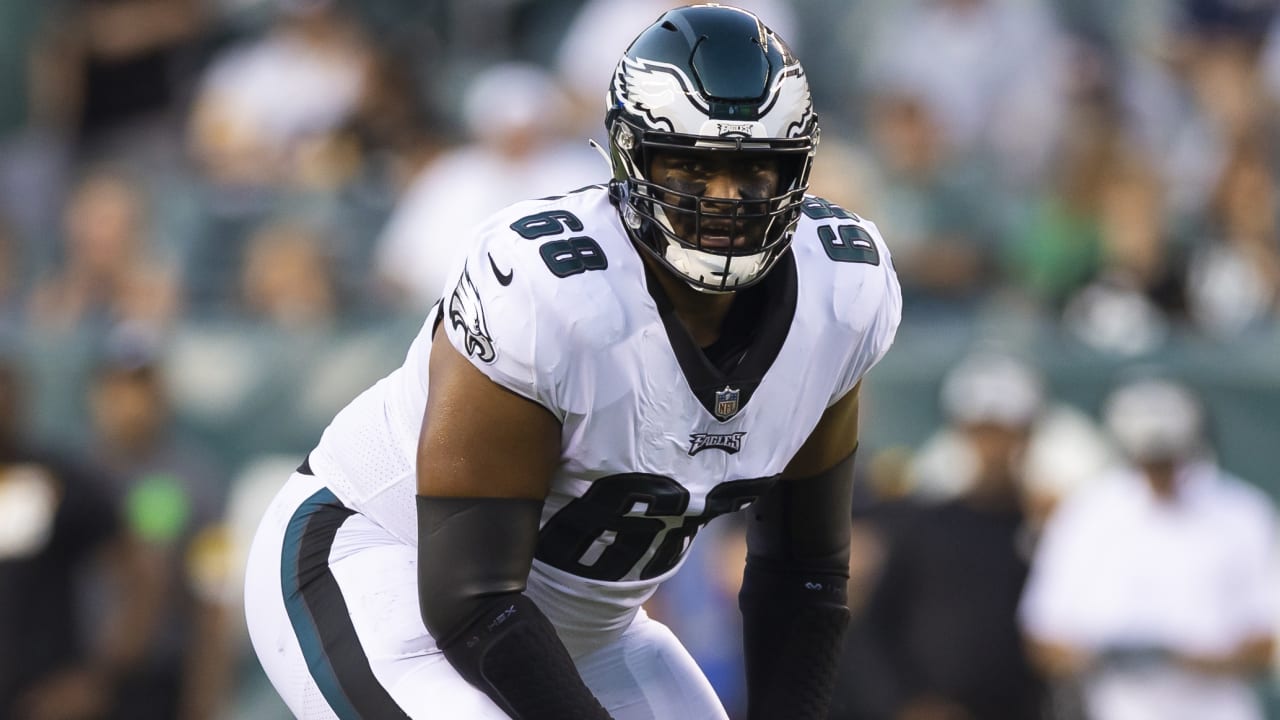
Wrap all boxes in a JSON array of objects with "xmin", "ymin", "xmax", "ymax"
[{"xmin": 714, "ymin": 386, "xmax": 741, "ymax": 420}]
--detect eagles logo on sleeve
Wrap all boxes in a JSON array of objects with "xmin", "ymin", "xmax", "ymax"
[{"xmin": 448, "ymin": 265, "xmax": 496, "ymax": 363}]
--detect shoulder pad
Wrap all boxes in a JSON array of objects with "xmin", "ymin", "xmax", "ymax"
[
  {"xmin": 791, "ymin": 196, "xmax": 901, "ymax": 402},
  {"xmin": 439, "ymin": 188, "xmax": 630, "ymax": 416}
]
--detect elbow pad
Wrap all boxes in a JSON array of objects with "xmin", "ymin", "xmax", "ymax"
[
  {"xmin": 416, "ymin": 495, "xmax": 542, "ymax": 643},
  {"xmin": 745, "ymin": 450, "xmax": 856, "ymax": 575},
  {"xmin": 417, "ymin": 495, "xmax": 612, "ymax": 720}
]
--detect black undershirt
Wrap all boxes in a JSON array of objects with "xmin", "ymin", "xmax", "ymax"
[
  {"xmin": 640, "ymin": 249, "xmax": 797, "ymax": 420},
  {"xmin": 699, "ymin": 283, "xmax": 769, "ymax": 374}
]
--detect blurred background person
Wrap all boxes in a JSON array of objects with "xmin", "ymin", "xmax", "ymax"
[
  {"xmin": 27, "ymin": 167, "xmax": 180, "ymax": 335},
  {"xmin": 237, "ymin": 217, "xmax": 340, "ymax": 332},
  {"xmin": 1185, "ymin": 131, "xmax": 1280, "ymax": 337},
  {"xmin": 372, "ymin": 61, "xmax": 600, "ymax": 310},
  {"xmin": 830, "ymin": 353, "xmax": 1050, "ymax": 720},
  {"xmin": 1135, "ymin": 0, "xmax": 1276, "ymax": 225},
  {"xmin": 1059, "ymin": 151, "xmax": 1188, "ymax": 356},
  {"xmin": 1020, "ymin": 376, "xmax": 1278, "ymax": 720},
  {"xmin": 858, "ymin": 0, "xmax": 1072, "ymax": 193},
  {"xmin": 181, "ymin": 0, "xmax": 430, "ymax": 321},
  {"xmin": 1004, "ymin": 83, "xmax": 1120, "ymax": 314},
  {"xmin": 187, "ymin": 0, "xmax": 371, "ymax": 191},
  {"xmin": 855, "ymin": 87, "xmax": 1004, "ymax": 308},
  {"xmin": 0, "ymin": 358, "xmax": 158, "ymax": 720},
  {"xmin": 32, "ymin": 0, "xmax": 208, "ymax": 162},
  {"xmin": 86, "ymin": 327, "xmax": 234, "ymax": 720}
]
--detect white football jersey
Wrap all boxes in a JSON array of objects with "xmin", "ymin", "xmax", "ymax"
[{"xmin": 308, "ymin": 185, "xmax": 901, "ymax": 652}]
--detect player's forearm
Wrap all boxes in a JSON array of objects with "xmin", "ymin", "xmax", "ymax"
[
  {"xmin": 417, "ymin": 495, "xmax": 612, "ymax": 720},
  {"xmin": 740, "ymin": 562, "xmax": 850, "ymax": 719},
  {"xmin": 739, "ymin": 451, "xmax": 857, "ymax": 719}
]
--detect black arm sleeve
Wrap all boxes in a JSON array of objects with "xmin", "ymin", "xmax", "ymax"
[
  {"xmin": 416, "ymin": 495, "xmax": 612, "ymax": 720},
  {"xmin": 739, "ymin": 450, "xmax": 856, "ymax": 720}
]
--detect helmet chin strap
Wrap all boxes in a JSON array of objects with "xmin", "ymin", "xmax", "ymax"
[
  {"xmin": 587, "ymin": 138, "xmax": 612, "ymax": 173},
  {"xmin": 663, "ymin": 241, "xmax": 768, "ymax": 293}
]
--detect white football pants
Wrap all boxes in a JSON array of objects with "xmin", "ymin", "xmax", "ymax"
[{"xmin": 244, "ymin": 472, "xmax": 729, "ymax": 719}]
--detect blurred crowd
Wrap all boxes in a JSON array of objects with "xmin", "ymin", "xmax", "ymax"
[
  {"xmin": 659, "ymin": 355, "xmax": 1278, "ymax": 720},
  {"xmin": 0, "ymin": 0, "xmax": 1278, "ymax": 718}
]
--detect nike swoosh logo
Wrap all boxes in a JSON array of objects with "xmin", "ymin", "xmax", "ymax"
[{"xmin": 488, "ymin": 253, "xmax": 513, "ymax": 286}]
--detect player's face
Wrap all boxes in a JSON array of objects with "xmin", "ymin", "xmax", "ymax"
[{"xmin": 647, "ymin": 149, "xmax": 782, "ymax": 251}]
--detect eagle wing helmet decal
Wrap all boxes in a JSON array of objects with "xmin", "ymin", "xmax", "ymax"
[
  {"xmin": 615, "ymin": 57, "xmax": 710, "ymax": 134},
  {"xmin": 767, "ymin": 66, "xmax": 815, "ymax": 138},
  {"xmin": 615, "ymin": 57, "xmax": 813, "ymax": 140},
  {"xmin": 448, "ymin": 264, "xmax": 496, "ymax": 363}
]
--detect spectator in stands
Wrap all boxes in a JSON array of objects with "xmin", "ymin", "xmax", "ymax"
[
  {"xmin": 1061, "ymin": 151, "xmax": 1188, "ymax": 355},
  {"xmin": 1129, "ymin": 0, "xmax": 1276, "ymax": 224},
  {"xmin": 831, "ymin": 353, "xmax": 1049, "ymax": 720},
  {"xmin": 858, "ymin": 88, "xmax": 1002, "ymax": 305},
  {"xmin": 238, "ymin": 217, "xmax": 339, "ymax": 331},
  {"xmin": 0, "ymin": 357, "xmax": 158, "ymax": 720},
  {"xmin": 1186, "ymin": 132, "xmax": 1280, "ymax": 336},
  {"xmin": 1020, "ymin": 376, "xmax": 1277, "ymax": 720},
  {"xmin": 1092, "ymin": 147, "xmax": 1183, "ymax": 315},
  {"xmin": 1006, "ymin": 89, "xmax": 1119, "ymax": 311},
  {"xmin": 187, "ymin": 0, "xmax": 372, "ymax": 189},
  {"xmin": 39, "ymin": 0, "xmax": 208, "ymax": 164},
  {"xmin": 860, "ymin": 0, "xmax": 1071, "ymax": 189},
  {"xmin": 373, "ymin": 62, "xmax": 600, "ymax": 310},
  {"xmin": 27, "ymin": 166, "xmax": 180, "ymax": 333},
  {"xmin": 1010, "ymin": 65, "xmax": 1187, "ymax": 341},
  {"xmin": 86, "ymin": 327, "xmax": 234, "ymax": 720}
]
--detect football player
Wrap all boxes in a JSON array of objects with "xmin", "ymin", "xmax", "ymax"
[{"xmin": 243, "ymin": 4, "xmax": 901, "ymax": 718}]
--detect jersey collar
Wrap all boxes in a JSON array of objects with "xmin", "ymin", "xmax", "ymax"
[{"xmin": 643, "ymin": 249, "xmax": 798, "ymax": 422}]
